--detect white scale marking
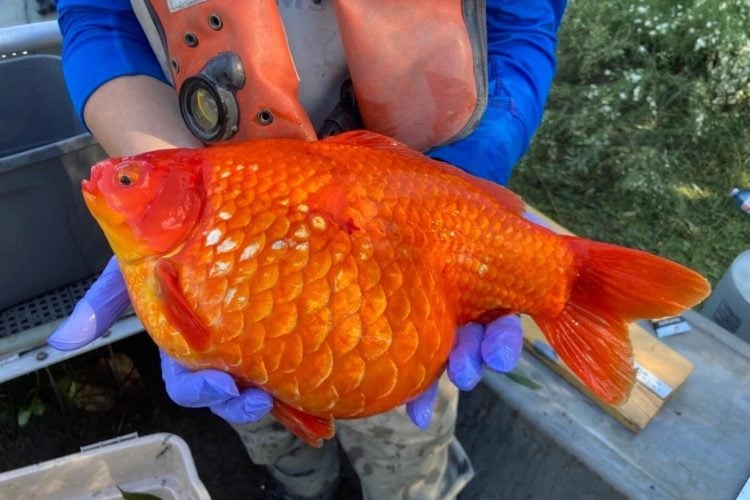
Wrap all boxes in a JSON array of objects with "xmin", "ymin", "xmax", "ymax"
[
  {"xmin": 240, "ymin": 243, "xmax": 260, "ymax": 261},
  {"xmin": 205, "ymin": 229, "xmax": 222, "ymax": 246},
  {"xmin": 311, "ymin": 216, "xmax": 327, "ymax": 231},
  {"xmin": 210, "ymin": 261, "xmax": 231, "ymax": 276},
  {"xmin": 217, "ymin": 238, "xmax": 238, "ymax": 253}
]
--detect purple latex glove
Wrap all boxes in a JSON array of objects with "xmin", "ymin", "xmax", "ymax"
[
  {"xmin": 48, "ymin": 256, "xmax": 273, "ymax": 424},
  {"xmin": 48, "ymin": 256, "xmax": 131, "ymax": 350},
  {"xmin": 405, "ymin": 315, "xmax": 523, "ymax": 430},
  {"xmin": 447, "ymin": 316, "xmax": 524, "ymax": 391},
  {"xmin": 160, "ymin": 350, "xmax": 273, "ymax": 424}
]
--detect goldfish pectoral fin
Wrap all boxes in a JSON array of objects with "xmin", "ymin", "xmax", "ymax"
[
  {"xmin": 535, "ymin": 237, "xmax": 711, "ymax": 405},
  {"xmin": 271, "ymin": 400, "xmax": 335, "ymax": 448},
  {"xmin": 155, "ymin": 259, "xmax": 211, "ymax": 352}
]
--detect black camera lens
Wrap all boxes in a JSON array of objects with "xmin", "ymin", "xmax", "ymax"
[
  {"xmin": 180, "ymin": 77, "xmax": 226, "ymax": 141},
  {"xmin": 178, "ymin": 52, "xmax": 245, "ymax": 143}
]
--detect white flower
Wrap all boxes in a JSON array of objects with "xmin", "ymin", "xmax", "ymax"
[{"xmin": 625, "ymin": 71, "xmax": 643, "ymax": 83}]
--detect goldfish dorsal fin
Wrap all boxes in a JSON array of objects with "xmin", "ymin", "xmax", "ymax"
[
  {"xmin": 454, "ymin": 173, "xmax": 525, "ymax": 215},
  {"xmin": 322, "ymin": 131, "xmax": 526, "ymax": 215},
  {"xmin": 155, "ymin": 259, "xmax": 211, "ymax": 353},
  {"xmin": 322, "ymin": 130, "xmax": 406, "ymax": 149}
]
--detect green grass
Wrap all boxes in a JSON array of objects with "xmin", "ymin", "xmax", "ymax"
[{"xmin": 511, "ymin": 0, "xmax": 750, "ymax": 284}]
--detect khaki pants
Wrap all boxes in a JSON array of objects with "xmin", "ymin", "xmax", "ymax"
[{"xmin": 232, "ymin": 375, "xmax": 474, "ymax": 499}]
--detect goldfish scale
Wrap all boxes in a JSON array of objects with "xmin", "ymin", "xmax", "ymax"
[
  {"xmin": 266, "ymin": 301, "xmax": 299, "ymax": 338},
  {"xmin": 246, "ymin": 289, "xmax": 273, "ymax": 322},
  {"xmin": 273, "ymin": 271, "xmax": 304, "ymax": 301},
  {"xmin": 266, "ymin": 372, "xmax": 300, "ymax": 401},
  {"xmin": 359, "ymin": 314, "xmax": 393, "ymax": 361},
  {"xmin": 390, "ymin": 321, "xmax": 420, "ymax": 365},
  {"xmin": 299, "ymin": 307, "xmax": 334, "ymax": 352},
  {"xmin": 216, "ymin": 311, "xmax": 245, "ymax": 343},
  {"xmin": 296, "ymin": 344, "xmax": 334, "ymax": 393},
  {"xmin": 330, "ymin": 283, "xmax": 362, "ymax": 321},
  {"xmin": 278, "ymin": 335, "xmax": 305, "ymax": 372}
]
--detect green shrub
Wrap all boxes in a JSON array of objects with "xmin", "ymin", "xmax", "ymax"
[{"xmin": 513, "ymin": 0, "xmax": 750, "ymax": 282}]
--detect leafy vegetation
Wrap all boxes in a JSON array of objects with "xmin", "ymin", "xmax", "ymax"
[{"xmin": 512, "ymin": 0, "xmax": 750, "ymax": 283}]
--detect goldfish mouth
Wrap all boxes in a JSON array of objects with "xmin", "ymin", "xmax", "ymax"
[
  {"xmin": 81, "ymin": 179, "xmax": 94, "ymax": 195},
  {"xmin": 81, "ymin": 164, "xmax": 141, "ymax": 262},
  {"xmin": 82, "ymin": 163, "xmax": 103, "ymax": 196}
]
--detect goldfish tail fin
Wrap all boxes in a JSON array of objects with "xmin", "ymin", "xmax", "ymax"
[
  {"xmin": 534, "ymin": 238, "xmax": 710, "ymax": 405},
  {"xmin": 271, "ymin": 400, "xmax": 335, "ymax": 448}
]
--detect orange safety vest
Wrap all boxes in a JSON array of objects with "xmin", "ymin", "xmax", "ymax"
[{"xmin": 132, "ymin": 0, "xmax": 487, "ymax": 152}]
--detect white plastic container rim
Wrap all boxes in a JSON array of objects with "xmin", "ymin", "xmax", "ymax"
[{"xmin": 0, "ymin": 432, "xmax": 210, "ymax": 499}]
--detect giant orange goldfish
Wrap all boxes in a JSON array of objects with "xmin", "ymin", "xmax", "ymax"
[{"xmin": 82, "ymin": 131, "xmax": 710, "ymax": 446}]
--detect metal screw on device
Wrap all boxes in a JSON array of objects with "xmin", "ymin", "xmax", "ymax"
[
  {"xmin": 256, "ymin": 109, "xmax": 274, "ymax": 126},
  {"xmin": 184, "ymin": 32, "xmax": 199, "ymax": 48},
  {"xmin": 208, "ymin": 14, "xmax": 223, "ymax": 30}
]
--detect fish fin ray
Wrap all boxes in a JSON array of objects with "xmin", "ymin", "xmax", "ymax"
[
  {"xmin": 535, "ymin": 303, "xmax": 634, "ymax": 405},
  {"xmin": 565, "ymin": 237, "xmax": 710, "ymax": 321},
  {"xmin": 457, "ymin": 175, "xmax": 525, "ymax": 215},
  {"xmin": 322, "ymin": 130, "xmax": 406, "ymax": 149},
  {"xmin": 534, "ymin": 237, "xmax": 710, "ymax": 404},
  {"xmin": 322, "ymin": 131, "xmax": 525, "ymax": 215},
  {"xmin": 271, "ymin": 400, "xmax": 334, "ymax": 448},
  {"xmin": 155, "ymin": 259, "xmax": 211, "ymax": 352}
]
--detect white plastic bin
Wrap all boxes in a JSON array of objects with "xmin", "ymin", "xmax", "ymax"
[{"xmin": 0, "ymin": 433, "xmax": 210, "ymax": 499}]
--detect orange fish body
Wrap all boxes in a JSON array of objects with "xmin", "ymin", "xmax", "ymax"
[{"xmin": 82, "ymin": 132, "xmax": 710, "ymax": 446}]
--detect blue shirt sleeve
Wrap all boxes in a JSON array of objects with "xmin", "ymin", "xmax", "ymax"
[
  {"xmin": 428, "ymin": 0, "xmax": 567, "ymax": 186},
  {"xmin": 57, "ymin": 0, "xmax": 170, "ymax": 125}
]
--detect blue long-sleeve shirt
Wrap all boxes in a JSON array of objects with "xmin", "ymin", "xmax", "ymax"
[{"xmin": 57, "ymin": 0, "xmax": 566, "ymax": 186}]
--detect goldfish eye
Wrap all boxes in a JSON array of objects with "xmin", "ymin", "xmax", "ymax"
[{"xmin": 115, "ymin": 162, "xmax": 142, "ymax": 187}]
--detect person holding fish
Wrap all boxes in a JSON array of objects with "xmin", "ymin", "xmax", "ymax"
[{"xmin": 50, "ymin": 1, "xmax": 573, "ymax": 498}]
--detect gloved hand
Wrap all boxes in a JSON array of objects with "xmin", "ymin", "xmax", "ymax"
[
  {"xmin": 48, "ymin": 256, "xmax": 131, "ymax": 350},
  {"xmin": 160, "ymin": 350, "xmax": 273, "ymax": 424},
  {"xmin": 406, "ymin": 315, "xmax": 523, "ymax": 430},
  {"xmin": 48, "ymin": 256, "xmax": 273, "ymax": 425}
]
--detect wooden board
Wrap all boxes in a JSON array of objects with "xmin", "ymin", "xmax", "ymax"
[{"xmin": 522, "ymin": 206, "xmax": 694, "ymax": 432}]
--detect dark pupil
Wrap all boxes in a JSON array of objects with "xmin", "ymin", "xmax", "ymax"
[{"xmin": 119, "ymin": 175, "xmax": 132, "ymax": 186}]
